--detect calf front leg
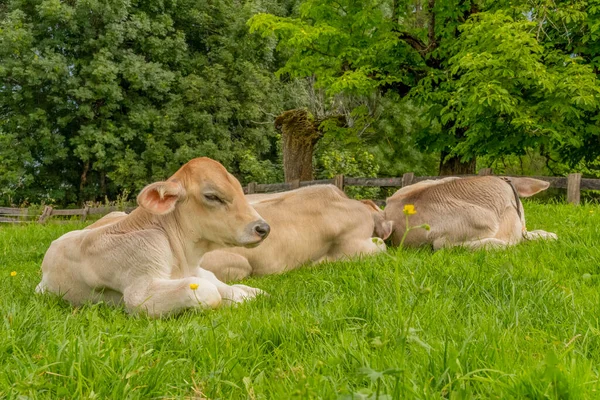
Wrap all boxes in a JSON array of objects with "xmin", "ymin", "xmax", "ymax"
[
  {"xmin": 123, "ymin": 277, "xmax": 222, "ymax": 318},
  {"xmin": 193, "ymin": 268, "xmax": 265, "ymax": 305}
]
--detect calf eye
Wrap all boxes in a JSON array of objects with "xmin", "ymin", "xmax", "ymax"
[{"xmin": 204, "ymin": 193, "xmax": 225, "ymax": 204}]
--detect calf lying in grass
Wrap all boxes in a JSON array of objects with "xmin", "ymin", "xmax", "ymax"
[
  {"xmin": 36, "ymin": 158, "xmax": 270, "ymax": 317},
  {"xmin": 385, "ymin": 176, "xmax": 558, "ymax": 250},
  {"xmin": 200, "ymin": 185, "xmax": 393, "ymax": 282}
]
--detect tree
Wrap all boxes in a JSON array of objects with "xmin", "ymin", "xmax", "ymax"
[
  {"xmin": 0, "ymin": 0, "xmax": 296, "ymax": 206},
  {"xmin": 249, "ymin": 0, "xmax": 600, "ymax": 174},
  {"xmin": 525, "ymin": 0, "xmax": 600, "ymax": 168},
  {"xmin": 415, "ymin": 11, "xmax": 600, "ymax": 171}
]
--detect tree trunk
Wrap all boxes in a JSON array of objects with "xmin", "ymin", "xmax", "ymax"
[
  {"xmin": 100, "ymin": 170, "xmax": 106, "ymax": 197},
  {"xmin": 438, "ymin": 126, "xmax": 476, "ymax": 175},
  {"xmin": 275, "ymin": 109, "xmax": 323, "ymax": 182},
  {"xmin": 439, "ymin": 150, "xmax": 476, "ymax": 175},
  {"xmin": 79, "ymin": 161, "xmax": 90, "ymax": 201},
  {"xmin": 275, "ymin": 109, "xmax": 347, "ymax": 182}
]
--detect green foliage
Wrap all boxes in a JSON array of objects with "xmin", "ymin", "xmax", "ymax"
[
  {"xmin": 370, "ymin": 94, "xmax": 439, "ymax": 177},
  {"xmin": 3, "ymin": 0, "xmax": 600, "ymax": 206},
  {"xmin": 250, "ymin": 0, "xmax": 600, "ymax": 172},
  {"xmin": 249, "ymin": 1, "xmax": 408, "ymax": 96},
  {"xmin": 479, "ymin": 150, "xmax": 600, "ymax": 178},
  {"xmin": 2, "ymin": 202, "xmax": 600, "ymax": 397},
  {"xmin": 416, "ymin": 11, "xmax": 600, "ymax": 162},
  {"xmin": 316, "ymin": 147, "xmax": 380, "ymax": 198},
  {"xmin": 318, "ymin": 149, "xmax": 379, "ymax": 178},
  {"xmin": 0, "ymin": 0, "xmax": 293, "ymax": 206}
]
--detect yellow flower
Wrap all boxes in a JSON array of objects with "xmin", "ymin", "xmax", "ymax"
[
  {"xmin": 10, "ymin": 271, "xmax": 17, "ymax": 277},
  {"xmin": 403, "ymin": 204, "xmax": 416, "ymax": 215},
  {"xmin": 189, "ymin": 283, "xmax": 199, "ymax": 290}
]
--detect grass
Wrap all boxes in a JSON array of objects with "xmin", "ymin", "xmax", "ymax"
[{"xmin": 1, "ymin": 201, "xmax": 599, "ymax": 399}]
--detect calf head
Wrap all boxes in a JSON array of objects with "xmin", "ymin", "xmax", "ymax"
[
  {"xmin": 137, "ymin": 157, "xmax": 270, "ymax": 248},
  {"xmin": 360, "ymin": 200, "xmax": 394, "ymax": 240}
]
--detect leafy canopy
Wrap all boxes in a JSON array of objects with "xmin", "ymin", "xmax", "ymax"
[
  {"xmin": 0, "ymin": 0, "xmax": 293, "ymax": 205},
  {"xmin": 249, "ymin": 0, "xmax": 600, "ymax": 169}
]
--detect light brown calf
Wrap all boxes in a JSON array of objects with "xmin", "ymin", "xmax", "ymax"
[
  {"xmin": 36, "ymin": 158, "xmax": 270, "ymax": 317},
  {"xmin": 200, "ymin": 185, "xmax": 393, "ymax": 282},
  {"xmin": 385, "ymin": 176, "xmax": 557, "ymax": 250}
]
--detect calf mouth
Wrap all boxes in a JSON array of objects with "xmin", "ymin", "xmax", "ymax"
[
  {"xmin": 242, "ymin": 240, "xmax": 263, "ymax": 249},
  {"xmin": 240, "ymin": 233, "xmax": 270, "ymax": 248},
  {"xmin": 228, "ymin": 236, "xmax": 267, "ymax": 249}
]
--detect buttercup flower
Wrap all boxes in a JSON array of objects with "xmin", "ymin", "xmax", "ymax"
[
  {"xmin": 10, "ymin": 271, "xmax": 17, "ymax": 277},
  {"xmin": 189, "ymin": 283, "xmax": 199, "ymax": 290},
  {"xmin": 403, "ymin": 204, "xmax": 416, "ymax": 215}
]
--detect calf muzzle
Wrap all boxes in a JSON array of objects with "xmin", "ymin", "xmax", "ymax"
[
  {"xmin": 253, "ymin": 221, "xmax": 271, "ymax": 239},
  {"xmin": 239, "ymin": 219, "xmax": 270, "ymax": 247}
]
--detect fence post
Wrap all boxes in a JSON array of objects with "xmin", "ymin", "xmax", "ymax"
[
  {"xmin": 402, "ymin": 172, "xmax": 414, "ymax": 187},
  {"xmin": 247, "ymin": 182, "xmax": 257, "ymax": 194},
  {"xmin": 478, "ymin": 168, "xmax": 493, "ymax": 176},
  {"xmin": 567, "ymin": 173, "xmax": 582, "ymax": 205},
  {"xmin": 334, "ymin": 174, "xmax": 345, "ymax": 191},
  {"xmin": 291, "ymin": 179, "xmax": 300, "ymax": 189},
  {"xmin": 38, "ymin": 206, "xmax": 53, "ymax": 224},
  {"xmin": 81, "ymin": 205, "xmax": 90, "ymax": 222}
]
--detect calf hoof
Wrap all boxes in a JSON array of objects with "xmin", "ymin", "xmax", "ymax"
[
  {"xmin": 371, "ymin": 237, "xmax": 387, "ymax": 251},
  {"xmin": 524, "ymin": 230, "xmax": 558, "ymax": 241},
  {"xmin": 35, "ymin": 281, "xmax": 47, "ymax": 294},
  {"xmin": 221, "ymin": 284, "xmax": 266, "ymax": 305}
]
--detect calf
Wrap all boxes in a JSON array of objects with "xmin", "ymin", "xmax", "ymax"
[
  {"xmin": 385, "ymin": 176, "xmax": 557, "ymax": 250},
  {"xmin": 200, "ymin": 185, "xmax": 393, "ymax": 282},
  {"xmin": 36, "ymin": 158, "xmax": 270, "ymax": 317}
]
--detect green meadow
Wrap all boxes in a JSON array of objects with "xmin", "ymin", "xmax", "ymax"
[{"xmin": 1, "ymin": 202, "xmax": 599, "ymax": 399}]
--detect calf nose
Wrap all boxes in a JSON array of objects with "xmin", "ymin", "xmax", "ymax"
[{"xmin": 253, "ymin": 221, "xmax": 270, "ymax": 239}]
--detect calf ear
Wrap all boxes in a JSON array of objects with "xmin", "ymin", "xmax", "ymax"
[
  {"xmin": 375, "ymin": 220, "xmax": 394, "ymax": 240},
  {"xmin": 360, "ymin": 199, "xmax": 382, "ymax": 211},
  {"xmin": 137, "ymin": 180, "xmax": 186, "ymax": 215},
  {"xmin": 511, "ymin": 178, "xmax": 550, "ymax": 197}
]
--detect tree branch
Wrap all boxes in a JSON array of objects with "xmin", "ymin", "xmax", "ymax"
[
  {"xmin": 427, "ymin": 0, "xmax": 437, "ymax": 50},
  {"xmin": 397, "ymin": 31, "xmax": 428, "ymax": 53},
  {"xmin": 395, "ymin": 0, "xmax": 437, "ymax": 57}
]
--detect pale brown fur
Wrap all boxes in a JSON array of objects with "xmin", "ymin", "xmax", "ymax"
[
  {"xmin": 37, "ymin": 158, "xmax": 270, "ymax": 317},
  {"xmin": 200, "ymin": 185, "xmax": 393, "ymax": 282},
  {"xmin": 385, "ymin": 176, "xmax": 557, "ymax": 250}
]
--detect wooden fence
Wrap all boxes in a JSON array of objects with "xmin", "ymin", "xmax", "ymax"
[
  {"xmin": 243, "ymin": 169, "xmax": 600, "ymax": 206},
  {"xmin": 1, "ymin": 169, "xmax": 597, "ymax": 224},
  {"xmin": 0, "ymin": 205, "xmax": 136, "ymax": 224}
]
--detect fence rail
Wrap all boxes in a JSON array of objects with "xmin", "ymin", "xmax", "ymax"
[
  {"xmin": 1, "ymin": 169, "xmax": 597, "ymax": 224},
  {"xmin": 0, "ymin": 205, "xmax": 136, "ymax": 224},
  {"xmin": 243, "ymin": 170, "xmax": 599, "ymax": 206}
]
